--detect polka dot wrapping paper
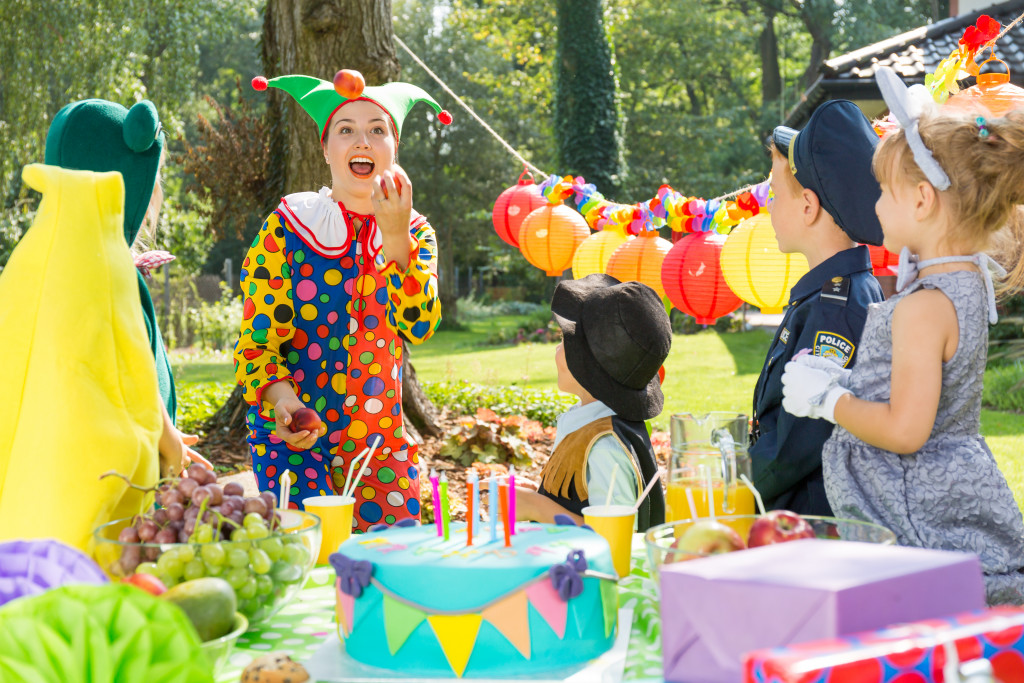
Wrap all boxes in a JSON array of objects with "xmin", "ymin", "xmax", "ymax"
[{"xmin": 743, "ymin": 606, "xmax": 1024, "ymax": 683}]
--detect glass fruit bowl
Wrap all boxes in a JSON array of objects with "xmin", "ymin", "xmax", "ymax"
[
  {"xmin": 200, "ymin": 611, "xmax": 248, "ymax": 675},
  {"xmin": 93, "ymin": 510, "xmax": 321, "ymax": 624},
  {"xmin": 644, "ymin": 514, "xmax": 897, "ymax": 586}
]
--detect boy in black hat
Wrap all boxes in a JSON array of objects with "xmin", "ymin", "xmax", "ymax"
[
  {"xmin": 750, "ymin": 100, "xmax": 885, "ymax": 516},
  {"xmin": 514, "ymin": 274, "xmax": 669, "ymax": 532}
]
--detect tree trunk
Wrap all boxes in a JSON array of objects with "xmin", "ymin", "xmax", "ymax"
[
  {"xmin": 758, "ymin": 10, "xmax": 781, "ymax": 108},
  {"xmin": 263, "ymin": 0, "xmax": 401, "ymax": 193},
  {"xmin": 402, "ymin": 341, "xmax": 443, "ymax": 441},
  {"xmin": 201, "ymin": 0, "xmax": 442, "ymax": 466}
]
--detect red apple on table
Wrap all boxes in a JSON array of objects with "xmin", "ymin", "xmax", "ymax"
[
  {"xmin": 333, "ymin": 69, "xmax": 365, "ymax": 99},
  {"xmin": 668, "ymin": 520, "xmax": 746, "ymax": 562},
  {"xmin": 291, "ymin": 407, "xmax": 327, "ymax": 437},
  {"xmin": 747, "ymin": 510, "xmax": 816, "ymax": 548}
]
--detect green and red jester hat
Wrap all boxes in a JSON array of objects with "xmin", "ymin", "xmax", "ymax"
[{"xmin": 251, "ymin": 70, "xmax": 451, "ymax": 141}]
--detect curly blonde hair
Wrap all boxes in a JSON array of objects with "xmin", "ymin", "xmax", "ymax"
[{"xmin": 872, "ymin": 108, "xmax": 1024, "ymax": 296}]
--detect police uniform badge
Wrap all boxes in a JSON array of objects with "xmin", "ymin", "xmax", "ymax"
[
  {"xmin": 813, "ymin": 331, "xmax": 855, "ymax": 367},
  {"xmin": 780, "ymin": 328, "xmax": 790, "ymax": 344}
]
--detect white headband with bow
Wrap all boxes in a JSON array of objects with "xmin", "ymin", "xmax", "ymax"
[{"xmin": 875, "ymin": 66, "xmax": 952, "ymax": 191}]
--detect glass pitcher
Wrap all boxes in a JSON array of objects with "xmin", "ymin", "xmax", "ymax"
[{"xmin": 666, "ymin": 412, "xmax": 755, "ymax": 521}]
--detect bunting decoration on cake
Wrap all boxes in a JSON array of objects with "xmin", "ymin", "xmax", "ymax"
[
  {"xmin": 383, "ymin": 595, "xmax": 427, "ymax": 654},
  {"xmin": 427, "ymin": 614, "xmax": 483, "ymax": 677},
  {"xmin": 481, "ymin": 590, "xmax": 532, "ymax": 658}
]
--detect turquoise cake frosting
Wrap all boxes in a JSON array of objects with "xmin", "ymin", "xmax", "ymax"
[{"xmin": 331, "ymin": 521, "xmax": 618, "ymax": 677}]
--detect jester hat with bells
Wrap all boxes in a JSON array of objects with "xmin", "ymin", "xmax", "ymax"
[{"xmin": 251, "ymin": 71, "xmax": 451, "ymax": 142}]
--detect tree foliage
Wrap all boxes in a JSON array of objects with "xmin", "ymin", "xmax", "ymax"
[{"xmin": 554, "ymin": 0, "xmax": 624, "ymax": 195}]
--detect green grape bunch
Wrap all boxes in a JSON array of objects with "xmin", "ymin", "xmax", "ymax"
[{"xmin": 112, "ymin": 464, "xmax": 311, "ymax": 620}]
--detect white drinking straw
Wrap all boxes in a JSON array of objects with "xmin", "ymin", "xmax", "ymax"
[
  {"xmin": 279, "ymin": 469, "xmax": 291, "ymax": 509},
  {"xmin": 344, "ymin": 440, "xmax": 380, "ymax": 499},
  {"xmin": 684, "ymin": 486, "xmax": 699, "ymax": 520},
  {"xmin": 603, "ymin": 465, "xmax": 619, "ymax": 507},
  {"xmin": 342, "ymin": 445, "xmax": 372, "ymax": 498},
  {"xmin": 739, "ymin": 474, "xmax": 767, "ymax": 516},
  {"xmin": 631, "ymin": 470, "xmax": 662, "ymax": 513}
]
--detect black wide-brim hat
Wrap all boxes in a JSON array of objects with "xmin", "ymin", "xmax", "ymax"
[
  {"xmin": 770, "ymin": 100, "xmax": 884, "ymax": 246},
  {"xmin": 552, "ymin": 274, "xmax": 672, "ymax": 422}
]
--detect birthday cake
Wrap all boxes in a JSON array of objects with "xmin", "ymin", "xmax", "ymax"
[{"xmin": 329, "ymin": 521, "xmax": 619, "ymax": 678}]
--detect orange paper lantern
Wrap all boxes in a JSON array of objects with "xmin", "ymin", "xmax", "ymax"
[
  {"xmin": 492, "ymin": 170, "xmax": 547, "ymax": 248},
  {"xmin": 605, "ymin": 230, "xmax": 673, "ymax": 298},
  {"xmin": 518, "ymin": 204, "xmax": 591, "ymax": 276},
  {"xmin": 661, "ymin": 231, "xmax": 742, "ymax": 324},
  {"xmin": 720, "ymin": 213, "xmax": 808, "ymax": 314},
  {"xmin": 945, "ymin": 67, "xmax": 1024, "ymax": 117},
  {"xmin": 572, "ymin": 227, "xmax": 630, "ymax": 279}
]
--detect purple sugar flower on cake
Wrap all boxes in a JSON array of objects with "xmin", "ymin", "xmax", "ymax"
[
  {"xmin": 549, "ymin": 549, "xmax": 588, "ymax": 601},
  {"xmin": 330, "ymin": 553, "xmax": 373, "ymax": 598}
]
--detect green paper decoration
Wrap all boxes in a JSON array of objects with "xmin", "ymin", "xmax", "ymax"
[
  {"xmin": 383, "ymin": 594, "xmax": 426, "ymax": 655},
  {"xmin": 0, "ymin": 583, "xmax": 213, "ymax": 683}
]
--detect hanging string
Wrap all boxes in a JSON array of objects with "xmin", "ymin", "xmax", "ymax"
[
  {"xmin": 396, "ymin": 8, "xmax": 1024, "ymax": 210},
  {"xmin": 394, "ymin": 35, "xmax": 547, "ymax": 177}
]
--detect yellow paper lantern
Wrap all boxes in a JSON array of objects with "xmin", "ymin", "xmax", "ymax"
[
  {"xmin": 720, "ymin": 213, "xmax": 808, "ymax": 314},
  {"xmin": 605, "ymin": 230, "xmax": 673, "ymax": 298},
  {"xmin": 572, "ymin": 227, "xmax": 630, "ymax": 279},
  {"xmin": 518, "ymin": 204, "xmax": 591, "ymax": 276}
]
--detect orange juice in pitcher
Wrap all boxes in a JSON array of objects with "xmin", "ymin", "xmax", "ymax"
[{"xmin": 665, "ymin": 478, "xmax": 757, "ymax": 521}]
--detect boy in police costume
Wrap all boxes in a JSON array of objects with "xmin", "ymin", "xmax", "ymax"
[{"xmin": 750, "ymin": 100, "xmax": 885, "ymax": 516}]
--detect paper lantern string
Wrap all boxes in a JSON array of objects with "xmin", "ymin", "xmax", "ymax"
[{"xmin": 925, "ymin": 11, "xmax": 1024, "ymax": 102}]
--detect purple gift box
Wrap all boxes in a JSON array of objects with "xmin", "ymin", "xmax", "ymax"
[{"xmin": 659, "ymin": 539, "xmax": 985, "ymax": 683}]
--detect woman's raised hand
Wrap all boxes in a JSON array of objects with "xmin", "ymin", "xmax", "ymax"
[{"xmin": 372, "ymin": 166, "xmax": 414, "ymax": 270}]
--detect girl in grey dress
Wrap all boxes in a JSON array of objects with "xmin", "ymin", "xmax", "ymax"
[{"xmin": 780, "ymin": 67, "xmax": 1024, "ymax": 605}]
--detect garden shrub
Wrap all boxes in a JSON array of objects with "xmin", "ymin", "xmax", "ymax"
[
  {"xmin": 983, "ymin": 362, "xmax": 1024, "ymax": 413},
  {"xmin": 423, "ymin": 381, "xmax": 575, "ymax": 427}
]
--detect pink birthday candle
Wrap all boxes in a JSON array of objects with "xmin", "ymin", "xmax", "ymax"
[{"xmin": 508, "ymin": 466, "xmax": 516, "ymax": 536}]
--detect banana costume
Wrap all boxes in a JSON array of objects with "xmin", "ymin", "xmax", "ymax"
[{"xmin": 0, "ymin": 164, "xmax": 161, "ymax": 552}]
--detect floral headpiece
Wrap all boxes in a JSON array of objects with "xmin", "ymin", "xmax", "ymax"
[{"xmin": 875, "ymin": 66, "xmax": 951, "ymax": 191}]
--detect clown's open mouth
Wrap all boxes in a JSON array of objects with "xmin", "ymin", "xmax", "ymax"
[{"xmin": 349, "ymin": 156, "xmax": 374, "ymax": 178}]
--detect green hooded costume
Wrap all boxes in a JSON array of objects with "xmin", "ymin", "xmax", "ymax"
[{"xmin": 44, "ymin": 99, "xmax": 176, "ymax": 421}]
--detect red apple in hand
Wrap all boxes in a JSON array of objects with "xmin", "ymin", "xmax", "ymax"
[
  {"xmin": 291, "ymin": 407, "xmax": 327, "ymax": 437},
  {"xmin": 668, "ymin": 520, "xmax": 746, "ymax": 562},
  {"xmin": 333, "ymin": 69, "xmax": 365, "ymax": 99},
  {"xmin": 747, "ymin": 510, "xmax": 816, "ymax": 548},
  {"xmin": 379, "ymin": 171, "xmax": 403, "ymax": 199}
]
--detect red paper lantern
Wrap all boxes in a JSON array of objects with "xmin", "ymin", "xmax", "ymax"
[
  {"xmin": 867, "ymin": 244, "xmax": 899, "ymax": 276},
  {"xmin": 661, "ymin": 231, "xmax": 742, "ymax": 324},
  {"xmin": 518, "ymin": 204, "xmax": 591, "ymax": 276},
  {"xmin": 606, "ymin": 230, "xmax": 673, "ymax": 298},
  {"xmin": 492, "ymin": 170, "xmax": 547, "ymax": 248}
]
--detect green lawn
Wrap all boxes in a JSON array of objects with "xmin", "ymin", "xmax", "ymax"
[{"xmin": 173, "ymin": 325, "xmax": 1024, "ymax": 509}]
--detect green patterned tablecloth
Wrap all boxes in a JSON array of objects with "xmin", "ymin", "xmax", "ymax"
[{"xmin": 216, "ymin": 534, "xmax": 664, "ymax": 682}]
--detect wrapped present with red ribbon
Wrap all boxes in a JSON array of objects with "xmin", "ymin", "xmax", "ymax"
[{"xmin": 744, "ymin": 606, "xmax": 1024, "ymax": 683}]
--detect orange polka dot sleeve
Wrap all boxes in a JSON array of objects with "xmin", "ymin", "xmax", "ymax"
[
  {"xmin": 378, "ymin": 217, "xmax": 442, "ymax": 345},
  {"xmin": 233, "ymin": 212, "xmax": 299, "ymax": 407}
]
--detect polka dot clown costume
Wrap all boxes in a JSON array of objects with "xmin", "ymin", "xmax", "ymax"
[{"xmin": 235, "ymin": 72, "xmax": 447, "ymax": 530}]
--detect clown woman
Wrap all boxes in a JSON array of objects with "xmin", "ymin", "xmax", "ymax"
[{"xmin": 234, "ymin": 72, "xmax": 448, "ymax": 530}]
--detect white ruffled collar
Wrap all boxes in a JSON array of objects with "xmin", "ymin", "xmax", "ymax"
[{"xmin": 278, "ymin": 187, "xmax": 381, "ymax": 258}]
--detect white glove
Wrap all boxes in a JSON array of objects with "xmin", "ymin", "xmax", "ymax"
[
  {"xmin": 795, "ymin": 352, "xmax": 852, "ymax": 385},
  {"xmin": 781, "ymin": 354, "xmax": 852, "ymax": 423}
]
